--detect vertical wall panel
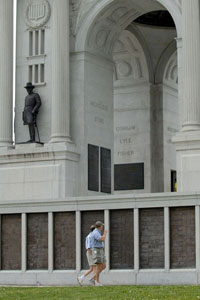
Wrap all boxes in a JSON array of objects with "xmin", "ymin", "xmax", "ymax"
[
  {"xmin": 1, "ymin": 214, "xmax": 21, "ymax": 270},
  {"xmin": 110, "ymin": 209, "xmax": 134, "ymax": 269},
  {"xmin": 54, "ymin": 212, "xmax": 76, "ymax": 270},
  {"xmin": 170, "ymin": 207, "xmax": 195, "ymax": 268},
  {"xmin": 27, "ymin": 213, "xmax": 48, "ymax": 270},
  {"xmin": 81, "ymin": 211, "xmax": 104, "ymax": 269},
  {"xmin": 140, "ymin": 208, "xmax": 164, "ymax": 269}
]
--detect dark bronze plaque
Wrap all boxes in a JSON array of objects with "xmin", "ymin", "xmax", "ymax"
[
  {"xmin": 110, "ymin": 209, "xmax": 134, "ymax": 269},
  {"xmin": 88, "ymin": 144, "xmax": 99, "ymax": 191},
  {"xmin": 170, "ymin": 207, "xmax": 195, "ymax": 268},
  {"xmin": 81, "ymin": 210, "xmax": 104, "ymax": 269},
  {"xmin": 54, "ymin": 212, "xmax": 76, "ymax": 270},
  {"xmin": 139, "ymin": 208, "xmax": 164, "ymax": 269},
  {"xmin": 1, "ymin": 214, "xmax": 21, "ymax": 270},
  {"xmin": 114, "ymin": 163, "xmax": 144, "ymax": 190},
  {"xmin": 101, "ymin": 147, "xmax": 111, "ymax": 193},
  {"xmin": 27, "ymin": 213, "xmax": 48, "ymax": 270}
]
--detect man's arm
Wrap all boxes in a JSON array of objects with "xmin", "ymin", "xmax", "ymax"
[{"xmin": 99, "ymin": 230, "xmax": 108, "ymax": 242}]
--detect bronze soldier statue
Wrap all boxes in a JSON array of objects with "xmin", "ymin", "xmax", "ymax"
[{"xmin": 23, "ymin": 82, "xmax": 41, "ymax": 143}]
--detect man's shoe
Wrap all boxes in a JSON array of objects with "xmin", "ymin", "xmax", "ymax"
[
  {"xmin": 77, "ymin": 276, "xmax": 83, "ymax": 286},
  {"xmin": 95, "ymin": 281, "xmax": 103, "ymax": 286},
  {"xmin": 89, "ymin": 278, "xmax": 95, "ymax": 286}
]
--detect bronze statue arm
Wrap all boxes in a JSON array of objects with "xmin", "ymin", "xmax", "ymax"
[{"xmin": 32, "ymin": 93, "xmax": 42, "ymax": 114}]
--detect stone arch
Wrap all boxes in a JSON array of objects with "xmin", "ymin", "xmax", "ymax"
[
  {"xmin": 75, "ymin": 0, "xmax": 181, "ymax": 53},
  {"xmin": 163, "ymin": 51, "xmax": 178, "ymax": 89},
  {"xmin": 113, "ymin": 29, "xmax": 149, "ymax": 87},
  {"xmin": 155, "ymin": 40, "xmax": 177, "ymax": 85}
]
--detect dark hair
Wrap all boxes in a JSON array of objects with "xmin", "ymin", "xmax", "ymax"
[{"xmin": 90, "ymin": 225, "xmax": 95, "ymax": 232}]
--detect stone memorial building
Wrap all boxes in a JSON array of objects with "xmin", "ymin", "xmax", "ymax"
[{"xmin": 0, "ymin": 0, "xmax": 200, "ymax": 285}]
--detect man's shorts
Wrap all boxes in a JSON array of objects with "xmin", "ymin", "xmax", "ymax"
[
  {"xmin": 86, "ymin": 251, "xmax": 95, "ymax": 266},
  {"xmin": 92, "ymin": 247, "xmax": 106, "ymax": 264}
]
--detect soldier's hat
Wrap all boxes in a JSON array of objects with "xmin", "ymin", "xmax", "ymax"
[{"xmin": 24, "ymin": 82, "xmax": 35, "ymax": 89}]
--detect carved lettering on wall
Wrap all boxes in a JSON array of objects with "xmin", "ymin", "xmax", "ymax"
[
  {"xmin": 94, "ymin": 116, "xmax": 104, "ymax": 124},
  {"xmin": 116, "ymin": 125, "xmax": 135, "ymax": 132},
  {"xmin": 120, "ymin": 137, "xmax": 133, "ymax": 144},
  {"xmin": 118, "ymin": 150, "xmax": 134, "ymax": 157},
  {"xmin": 90, "ymin": 101, "xmax": 108, "ymax": 111}
]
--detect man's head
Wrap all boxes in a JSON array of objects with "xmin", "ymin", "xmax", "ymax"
[
  {"xmin": 95, "ymin": 221, "xmax": 104, "ymax": 231},
  {"xmin": 24, "ymin": 82, "xmax": 35, "ymax": 95},
  {"xmin": 90, "ymin": 224, "xmax": 95, "ymax": 232}
]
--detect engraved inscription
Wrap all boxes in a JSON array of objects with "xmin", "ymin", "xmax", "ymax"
[
  {"xmin": 118, "ymin": 150, "xmax": 134, "ymax": 157},
  {"xmin": 116, "ymin": 125, "xmax": 135, "ymax": 132},
  {"xmin": 167, "ymin": 127, "xmax": 178, "ymax": 133},
  {"xmin": 120, "ymin": 137, "xmax": 133, "ymax": 144},
  {"xmin": 94, "ymin": 116, "xmax": 104, "ymax": 124},
  {"xmin": 90, "ymin": 101, "xmax": 108, "ymax": 111}
]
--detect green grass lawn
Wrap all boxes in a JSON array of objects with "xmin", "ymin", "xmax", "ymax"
[{"xmin": 0, "ymin": 286, "xmax": 200, "ymax": 300}]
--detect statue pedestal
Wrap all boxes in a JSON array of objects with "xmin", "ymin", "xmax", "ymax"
[{"xmin": 0, "ymin": 142, "xmax": 80, "ymax": 201}]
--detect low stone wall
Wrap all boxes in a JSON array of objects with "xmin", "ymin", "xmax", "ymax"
[{"xmin": 0, "ymin": 192, "xmax": 199, "ymax": 286}]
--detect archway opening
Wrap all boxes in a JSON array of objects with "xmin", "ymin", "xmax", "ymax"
[{"xmin": 74, "ymin": 0, "xmax": 180, "ymax": 195}]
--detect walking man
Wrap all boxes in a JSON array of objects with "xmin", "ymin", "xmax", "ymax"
[
  {"xmin": 90, "ymin": 221, "xmax": 107, "ymax": 286},
  {"xmin": 77, "ymin": 225, "xmax": 96, "ymax": 286}
]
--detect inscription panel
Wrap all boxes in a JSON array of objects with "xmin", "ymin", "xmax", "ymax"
[
  {"xmin": 101, "ymin": 147, "xmax": 111, "ymax": 193},
  {"xmin": 114, "ymin": 163, "xmax": 144, "ymax": 190},
  {"xmin": 170, "ymin": 207, "xmax": 195, "ymax": 269},
  {"xmin": 27, "ymin": 213, "xmax": 48, "ymax": 270},
  {"xmin": 110, "ymin": 209, "xmax": 134, "ymax": 269},
  {"xmin": 88, "ymin": 144, "xmax": 99, "ymax": 192},
  {"xmin": 1, "ymin": 214, "xmax": 21, "ymax": 270},
  {"xmin": 139, "ymin": 208, "xmax": 164, "ymax": 269},
  {"xmin": 54, "ymin": 212, "xmax": 76, "ymax": 270},
  {"xmin": 81, "ymin": 211, "xmax": 104, "ymax": 269}
]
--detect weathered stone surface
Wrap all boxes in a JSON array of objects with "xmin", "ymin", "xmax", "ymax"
[
  {"xmin": 54, "ymin": 212, "xmax": 76, "ymax": 270},
  {"xmin": 110, "ymin": 209, "xmax": 134, "ymax": 269},
  {"xmin": 1, "ymin": 214, "xmax": 21, "ymax": 270},
  {"xmin": 27, "ymin": 213, "xmax": 48, "ymax": 270},
  {"xmin": 170, "ymin": 207, "xmax": 195, "ymax": 268},
  {"xmin": 139, "ymin": 208, "xmax": 164, "ymax": 269}
]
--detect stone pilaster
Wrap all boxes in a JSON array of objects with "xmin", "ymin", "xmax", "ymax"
[
  {"xmin": 182, "ymin": 0, "xmax": 200, "ymax": 131},
  {"xmin": 50, "ymin": 0, "xmax": 71, "ymax": 143},
  {"xmin": 0, "ymin": 0, "xmax": 13, "ymax": 147}
]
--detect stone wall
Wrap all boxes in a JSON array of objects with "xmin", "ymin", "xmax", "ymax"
[
  {"xmin": 0, "ymin": 193, "xmax": 199, "ymax": 285},
  {"xmin": 139, "ymin": 208, "xmax": 164, "ymax": 268},
  {"xmin": 54, "ymin": 212, "xmax": 76, "ymax": 270},
  {"xmin": 27, "ymin": 213, "xmax": 48, "ymax": 270},
  {"xmin": 110, "ymin": 209, "xmax": 134, "ymax": 269},
  {"xmin": 170, "ymin": 207, "xmax": 195, "ymax": 268},
  {"xmin": 1, "ymin": 214, "xmax": 21, "ymax": 270}
]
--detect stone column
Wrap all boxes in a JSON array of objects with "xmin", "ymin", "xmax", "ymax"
[
  {"xmin": 182, "ymin": 0, "xmax": 200, "ymax": 131},
  {"xmin": 50, "ymin": 0, "xmax": 71, "ymax": 143},
  {"xmin": 0, "ymin": 0, "xmax": 13, "ymax": 147}
]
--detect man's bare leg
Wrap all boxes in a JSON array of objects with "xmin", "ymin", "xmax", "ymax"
[{"xmin": 83, "ymin": 266, "xmax": 93, "ymax": 277}]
